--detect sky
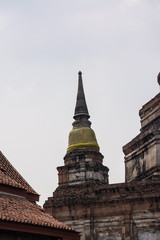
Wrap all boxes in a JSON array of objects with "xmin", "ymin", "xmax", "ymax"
[{"xmin": 0, "ymin": 0, "xmax": 160, "ymax": 206}]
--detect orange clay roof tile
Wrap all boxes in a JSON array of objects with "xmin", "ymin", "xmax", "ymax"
[
  {"xmin": 0, "ymin": 151, "xmax": 75, "ymax": 233},
  {"xmin": 0, "ymin": 192, "xmax": 73, "ymax": 231},
  {"xmin": 0, "ymin": 170, "xmax": 25, "ymax": 190},
  {"xmin": 0, "ymin": 151, "xmax": 38, "ymax": 196}
]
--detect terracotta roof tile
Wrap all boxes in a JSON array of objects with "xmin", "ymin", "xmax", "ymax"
[
  {"xmin": 0, "ymin": 151, "xmax": 38, "ymax": 196},
  {"xmin": 0, "ymin": 170, "xmax": 25, "ymax": 190},
  {"xmin": 0, "ymin": 192, "xmax": 72, "ymax": 231}
]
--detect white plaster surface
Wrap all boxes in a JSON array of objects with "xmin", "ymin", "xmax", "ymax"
[{"xmin": 137, "ymin": 230, "xmax": 160, "ymax": 240}]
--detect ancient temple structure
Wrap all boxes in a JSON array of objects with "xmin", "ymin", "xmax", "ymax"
[
  {"xmin": 44, "ymin": 72, "xmax": 160, "ymax": 240},
  {"xmin": 57, "ymin": 71, "xmax": 108, "ymax": 187}
]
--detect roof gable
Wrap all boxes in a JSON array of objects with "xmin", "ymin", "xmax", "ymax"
[{"xmin": 0, "ymin": 151, "xmax": 39, "ymax": 201}]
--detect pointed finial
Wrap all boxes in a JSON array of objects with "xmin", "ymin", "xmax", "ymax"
[
  {"xmin": 74, "ymin": 71, "xmax": 90, "ymax": 119},
  {"xmin": 157, "ymin": 72, "xmax": 160, "ymax": 86}
]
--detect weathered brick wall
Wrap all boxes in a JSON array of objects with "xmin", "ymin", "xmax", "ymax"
[
  {"xmin": 58, "ymin": 150, "xmax": 108, "ymax": 187},
  {"xmin": 123, "ymin": 93, "xmax": 160, "ymax": 182},
  {"xmin": 44, "ymin": 180, "xmax": 160, "ymax": 240}
]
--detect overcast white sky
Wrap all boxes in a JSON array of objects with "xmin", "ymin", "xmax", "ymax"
[{"xmin": 0, "ymin": 0, "xmax": 160, "ymax": 206}]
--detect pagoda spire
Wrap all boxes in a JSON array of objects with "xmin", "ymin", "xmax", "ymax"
[
  {"xmin": 74, "ymin": 71, "xmax": 90, "ymax": 120},
  {"xmin": 67, "ymin": 72, "xmax": 99, "ymax": 153}
]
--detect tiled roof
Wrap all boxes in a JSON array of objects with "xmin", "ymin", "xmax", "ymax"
[
  {"xmin": 0, "ymin": 192, "xmax": 72, "ymax": 231},
  {"xmin": 0, "ymin": 151, "xmax": 76, "ymax": 235},
  {"xmin": 0, "ymin": 169, "xmax": 25, "ymax": 190},
  {"xmin": 0, "ymin": 151, "xmax": 38, "ymax": 196}
]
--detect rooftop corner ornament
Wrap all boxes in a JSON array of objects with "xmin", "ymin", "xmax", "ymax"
[{"xmin": 157, "ymin": 72, "xmax": 160, "ymax": 86}]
